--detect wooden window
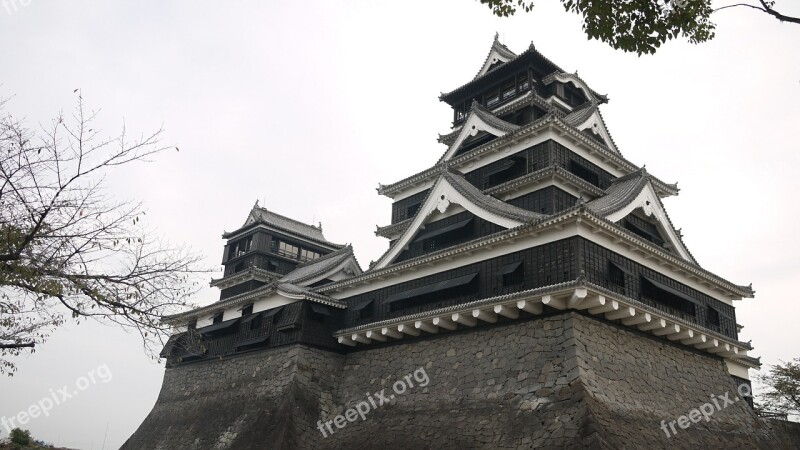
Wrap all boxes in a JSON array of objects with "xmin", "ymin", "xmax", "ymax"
[
  {"xmin": 211, "ymin": 312, "xmax": 223, "ymax": 324},
  {"xmin": 623, "ymin": 219, "xmax": 664, "ymax": 246},
  {"xmin": 607, "ymin": 261, "xmax": 627, "ymax": 289},
  {"xmin": 276, "ymin": 241, "xmax": 299, "ymax": 259},
  {"xmin": 568, "ymin": 160, "xmax": 600, "ymax": 186},
  {"xmin": 485, "ymin": 90, "xmax": 500, "ymax": 107},
  {"xmin": 518, "ymin": 74, "xmax": 529, "ymax": 91},
  {"xmin": 355, "ymin": 300, "xmax": 374, "ymax": 320},
  {"xmin": 417, "ymin": 218, "xmax": 473, "ymax": 252},
  {"xmin": 707, "ymin": 307, "xmax": 720, "ymax": 327},
  {"xmin": 502, "ymin": 80, "xmax": 516, "ymax": 100},
  {"xmin": 498, "ymin": 261, "xmax": 524, "ymax": 287},
  {"xmin": 228, "ymin": 235, "xmax": 252, "ymax": 260},
  {"xmin": 300, "ymin": 248, "xmax": 320, "ymax": 262},
  {"xmin": 241, "ymin": 304, "xmax": 254, "ymax": 317},
  {"xmin": 484, "ymin": 156, "xmax": 526, "ymax": 188},
  {"xmin": 641, "ymin": 276, "xmax": 697, "ymax": 317}
]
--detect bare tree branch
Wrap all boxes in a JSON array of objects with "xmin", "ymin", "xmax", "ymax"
[{"xmin": 0, "ymin": 93, "xmax": 210, "ymax": 375}]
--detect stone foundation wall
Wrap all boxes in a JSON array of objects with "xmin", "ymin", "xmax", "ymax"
[{"xmin": 123, "ymin": 312, "xmax": 800, "ymax": 449}]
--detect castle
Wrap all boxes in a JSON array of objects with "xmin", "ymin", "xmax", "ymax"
[{"xmin": 123, "ymin": 37, "xmax": 800, "ymax": 449}]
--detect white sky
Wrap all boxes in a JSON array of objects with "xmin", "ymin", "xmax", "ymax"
[{"xmin": 1, "ymin": 1, "xmax": 798, "ymax": 448}]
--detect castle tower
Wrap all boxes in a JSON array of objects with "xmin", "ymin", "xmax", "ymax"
[{"xmin": 125, "ymin": 38, "xmax": 800, "ymax": 449}]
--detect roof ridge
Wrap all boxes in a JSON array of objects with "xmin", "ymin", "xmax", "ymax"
[
  {"xmin": 252, "ymin": 204, "xmax": 322, "ymax": 232},
  {"xmin": 472, "ymin": 33, "xmax": 518, "ymax": 80},
  {"xmin": 442, "ymin": 40, "xmax": 565, "ymax": 102}
]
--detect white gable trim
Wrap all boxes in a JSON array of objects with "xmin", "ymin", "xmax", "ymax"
[
  {"xmin": 605, "ymin": 182, "xmax": 693, "ymax": 262},
  {"xmin": 297, "ymin": 257, "xmax": 362, "ymax": 287},
  {"xmin": 373, "ymin": 176, "xmax": 524, "ymax": 269},
  {"xmin": 573, "ymin": 109, "xmax": 618, "ymax": 153},
  {"xmin": 549, "ymin": 73, "xmax": 596, "ymax": 104},
  {"xmin": 253, "ymin": 293, "xmax": 300, "ymax": 313},
  {"xmin": 442, "ymin": 111, "xmax": 515, "ymax": 162},
  {"xmin": 475, "ymin": 46, "xmax": 514, "ymax": 80}
]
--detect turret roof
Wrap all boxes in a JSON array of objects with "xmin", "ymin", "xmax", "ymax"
[{"xmin": 224, "ymin": 202, "xmax": 344, "ymax": 249}]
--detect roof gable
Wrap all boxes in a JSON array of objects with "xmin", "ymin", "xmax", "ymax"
[
  {"xmin": 440, "ymin": 102, "xmax": 519, "ymax": 162},
  {"xmin": 542, "ymin": 71, "xmax": 608, "ymax": 104},
  {"xmin": 587, "ymin": 170, "xmax": 694, "ymax": 263},
  {"xmin": 563, "ymin": 103, "xmax": 619, "ymax": 155},
  {"xmin": 474, "ymin": 33, "xmax": 517, "ymax": 80},
  {"xmin": 280, "ymin": 245, "xmax": 362, "ymax": 287},
  {"xmin": 228, "ymin": 202, "xmax": 343, "ymax": 249},
  {"xmin": 372, "ymin": 167, "xmax": 543, "ymax": 269}
]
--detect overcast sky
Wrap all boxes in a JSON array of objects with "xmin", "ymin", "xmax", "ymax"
[{"xmin": 1, "ymin": 1, "xmax": 799, "ymax": 448}]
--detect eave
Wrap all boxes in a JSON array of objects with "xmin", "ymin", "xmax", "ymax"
[
  {"xmin": 209, "ymin": 267, "xmax": 277, "ymax": 289},
  {"xmin": 221, "ymin": 221, "xmax": 344, "ymax": 250},
  {"xmin": 379, "ymin": 114, "xmax": 679, "ymax": 200},
  {"xmin": 162, "ymin": 282, "xmax": 346, "ymax": 325},
  {"xmin": 321, "ymin": 208, "xmax": 753, "ymax": 300},
  {"xmin": 333, "ymin": 282, "xmax": 752, "ymax": 366},
  {"xmin": 375, "ymin": 166, "xmax": 604, "ymax": 241},
  {"xmin": 440, "ymin": 44, "xmax": 566, "ymax": 106}
]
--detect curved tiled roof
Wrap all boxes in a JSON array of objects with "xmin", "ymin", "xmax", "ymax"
[
  {"xmin": 441, "ymin": 41, "xmax": 565, "ymax": 102},
  {"xmin": 375, "ymin": 219, "xmax": 411, "ymax": 239},
  {"xmin": 562, "ymin": 101, "xmax": 597, "ymax": 127},
  {"xmin": 586, "ymin": 169, "xmax": 651, "ymax": 216},
  {"xmin": 438, "ymin": 92, "xmax": 541, "ymax": 146},
  {"xmin": 279, "ymin": 245, "xmax": 361, "ymax": 284},
  {"xmin": 275, "ymin": 283, "xmax": 346, "ymax": 308},
  {"xmin": 380, "ymin": 112, "xmax": 678, "ymax": 199},
  {"xmin": 470, "ymin": 101, "xmax": 520, "ymax": 133},
  {"xmin": 326, "ymin": 206, "xmax": 753, "ymax": 299},
  {"xmin": 541, "ymin": 71, "xmax": 608, "ymax": 104},
  {"xmin": 370, "ymin": 166, "xmax": 545, "ymax": 268},
  {"xmin": 585, "ymin": 169, "xmax": 697, "ymax": 264},
  {"xmin": 225, "ymin": 203, "xmax": 344, "ymax": 248},
  {"xmin": 442, "ymin": 166, "xmax": 546, "ymax": 223}
]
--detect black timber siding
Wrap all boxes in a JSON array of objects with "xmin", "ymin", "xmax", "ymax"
[
  {"xmin": 618, "ymin": 213, "xmax": 668, "ymax": 249},
  {"xmin": 164, "ymin": 301, "xmax": 343, "ymax": 366},
  {"xmin": 387, "ymin": 140, "xmax": 613, "ymax": 226},
  {"xmin": 506, "ymin": 186, "xmax": 577, "ymax": 215},
  {"xmin": 549, "ymin": 141, "xmax": 615, "ymax": 189},
  {"xmin": 579, "ymin": 238, "xmax": 738, "ymax": 339},
  {"xmin": 394, "ymin": 211, "xmax": 505, "ymax": 263},
  {"xmin": 459, "ymin": 140, "xmax": 613, "ymax": 191},
  {"xmin": 223, "ymin": 252, "xmax": 298, "ymax": 277},
  {"xmin": 169, "ymin": 235, "xmax": 742, "ymax": 367},
  {"xmin": 391, "ymin": 190, "xmax": 429, "ymax": 224},
  {"xmin": 220, "ymin": 280, "xmax": 269, "ymax": 301},
  {"xmin": 222, "ymin": 230, "xmax": 331, "ymax": 278},
  {"xmin": 343, "ymin": 238, "xmax": 579, "ymax": 328}
]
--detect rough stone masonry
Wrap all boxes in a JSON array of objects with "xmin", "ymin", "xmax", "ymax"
[{"xmin": 123, "ymin": 312, "xmax": 800, "ymax": 449}]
